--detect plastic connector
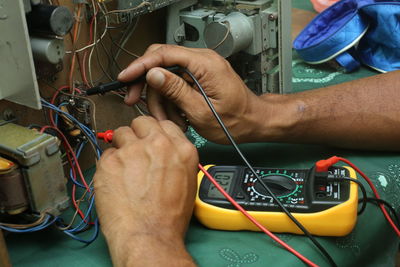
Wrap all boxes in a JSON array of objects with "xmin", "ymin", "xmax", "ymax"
[
  {"xmin": 315, "ymin": 156, "xmax": 340, "ymax": 172},
  {"xmin": 97, "ymin": 130, "xmax": 114, "ymax": 143}
]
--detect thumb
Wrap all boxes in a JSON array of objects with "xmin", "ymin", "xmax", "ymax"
[{"xmin": 146, "ymin": 67, "xmax": 197, "ymax": 109}]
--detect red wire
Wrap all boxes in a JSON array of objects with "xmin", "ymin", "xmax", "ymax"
[
  {"xmin": 198, "ymin": 164, "xmax": 319, "ymax": 267},
  {"xmin": 40, "ymin": 126, "xmax": 91, "ymax": 192},
  {"xmin": 48, "ymin": 86, "xmax": 69, "ymax": 126},
  {"xmin": 40, "ymin": 126, "xmax": 93, "ymax": 223},
  {"xmin": 335, "ymin": 157, "xmax": 400, "ymax": 237}
]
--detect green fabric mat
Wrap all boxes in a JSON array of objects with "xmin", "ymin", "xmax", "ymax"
[{"xmin": 6, "ymin": 1, "xmax": 399, "ymax": 266}]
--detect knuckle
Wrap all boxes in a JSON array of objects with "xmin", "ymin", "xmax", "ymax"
[
  {"xmin": 100, "ymin": 147, "xmax": 114, "ymax": 159},
  {"xmin": 149, "ymin": 133, "xmax": 171, "ymax": 150},
  {"xmin": 131, "ymin": 116, "xmax": 155, "ymax": 128},
  {"xmin": 204, "ymin": 50, "xmax": 230, "ymax": 69},
  {"xmin": 205, "ymin": 49, "xmax": 224, "ymax": 62},
  {"xmin": 114, "ymin": 126, "xmax": 130, "ymax": 135},
  {"xmin": 160, "ymin": 119, "xmax": 179, "ymax": 130},
  {"xmin": 151, "ymin": 44, "xmax": 169, "ymax": 56},
  {"xmin": 180, "ymin": 141, "xmax": 198, "ymax": 160},
  {"xmin": 147, "ymin": 43, "xmax": 163, "ymax": 52},
  {"xmin": 216, "ymin": 56, "xmax": 230, "ymax": 69}
]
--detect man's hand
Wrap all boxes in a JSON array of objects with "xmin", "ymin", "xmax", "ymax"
[
  {"xmin": 94, "ymin": 116, "xmax": 198, "ymax": 266},
  {"xmin": 118, "ymin": 44, "xmax": 400, "ymax": 150},
  {"xmin": 118, "ymin": 44, "xmax": 275, "ymax": 144}
]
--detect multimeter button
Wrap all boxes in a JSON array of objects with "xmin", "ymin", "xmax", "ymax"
[{"xmin": 235, "ymin": 192, "xmax": 245, "ymax": 199}]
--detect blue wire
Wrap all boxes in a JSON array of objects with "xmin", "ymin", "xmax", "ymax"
[
  {"xmin": 54, "ymin": 102, "xmax": 69, "ymax": 126},
  {"xmin": 69, "ymin": 141, "xmax": 87, "ymax": 188},
  {"xmin": 0, "ymin": 215, "xmax": 57, "ymax": 233},
  {"xmin": 58, "ymin": 193, "xmax": 98, "ymax": 244},
  {"xmin": 41, "ymin": 99, "xmax": 102, "ymax": 158},
  {"xmin": 65, "ymin": 194, "xmax": 95, "ymax": 234},
  {"xmin": 62, "ymin": 218, "xmax": 99, "ymax": 244},
  {"xmin": 41, "ymin": 100, "xmax": 97, "ymax": 143},
  {"xmin": 3, "ymin": 99, "xmax": 102, "ymax": 244}
]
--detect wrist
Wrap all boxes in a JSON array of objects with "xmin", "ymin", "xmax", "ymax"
[
  {"xmin": 105, "ymin": 228, "xmax": 194, "ymax": 267},
  {"xmin": 243, "ymin": 93, "xmax": 304, "ymax": 143}
]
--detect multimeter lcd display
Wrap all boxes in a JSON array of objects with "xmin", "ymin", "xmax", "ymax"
[{"xmin": 207, "ymin": 172, "xmax": 234, "ymax": 198}]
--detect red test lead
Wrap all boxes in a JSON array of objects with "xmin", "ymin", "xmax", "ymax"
[{"xmin": 97, "ymin": 130, "xmax": 114, "ymax": 143}]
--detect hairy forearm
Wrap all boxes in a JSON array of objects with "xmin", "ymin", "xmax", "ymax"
[
  {"xmin": 255, "ymin": 71, "xmax": 400, "ymax": 150},
  {"xmin": 105, "ymin": 230, "xmax": 195, "ymax": 267}
]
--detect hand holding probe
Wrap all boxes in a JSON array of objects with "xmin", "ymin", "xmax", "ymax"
[{"xmin": 85, "ymin": 66, "xmax": 182, "ymax": 96}]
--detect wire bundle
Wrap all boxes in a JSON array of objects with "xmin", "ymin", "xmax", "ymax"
[
  {"xmin": 1, "ymin": 0, "xmax": 143, "ymax": 245},
  {"xmin": 40, "ymin": 98, "xmax": 101, "ymax": 244}
]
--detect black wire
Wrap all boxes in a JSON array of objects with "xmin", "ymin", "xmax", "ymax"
[
  {"xmin": 361, "ymin": 197, "xmax": 400, "ymax": 227},
  {"xmin": 183, "ymin": 68, "xmax": 337, "ymax": 267},
  {"xmin": 330, "ymin": 177, "xmax": 367, "ymax": 215},
  {"xmin": 106, "ymin": 31, "xmax": 124, "ymax": 71},
  {"xmin": 95, "ymin": 24, "xmax": 114, "ymax": 82},
  {"xmin": 107, "ymin": 17, "xmax": 138, "ymax": 75}
]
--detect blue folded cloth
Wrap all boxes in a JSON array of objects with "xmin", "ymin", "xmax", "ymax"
[{"xmin": 294, "ymin": 0, "xmax": 400, "ymax": 73}]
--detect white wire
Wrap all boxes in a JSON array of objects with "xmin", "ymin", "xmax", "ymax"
[
  {"xmin": 88, "ymin": 0, "xmax": 97, "ymax": 87},
  {"xmin": 66, "ymin": 3, "xmax": 109, "ymax": 54},
  {"xmin": 114, "ymin": 17, "xmax": 139, "ymax": 62}
]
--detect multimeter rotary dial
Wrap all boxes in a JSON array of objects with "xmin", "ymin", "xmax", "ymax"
[{"xmin": 251, "ymin": 173, "xmax": 298, "ymax": 198}]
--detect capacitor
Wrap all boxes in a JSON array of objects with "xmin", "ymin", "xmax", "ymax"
[
  {"xmin": 26, "ymin": 4, "xmax": 74, "ymax": 36},
  {"xmin": 30, "ymin": 36, "xmax": 65, "ymax": 64},
  {"xmin": 0, "ymin": 157, "xmax": 29, "ymax": 215},
  {"xmin": 204, "ymin": 12, "xmax": 254, "ymax": 58}
]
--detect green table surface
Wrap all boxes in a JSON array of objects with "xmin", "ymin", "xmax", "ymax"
[{"xmin": 6, "ymin": 1, "xmax": 399, "ymax": 267}]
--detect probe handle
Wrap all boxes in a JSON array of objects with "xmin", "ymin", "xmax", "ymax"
[{"xmin": 85, "ymin": 65, "xmax": 182, "ymax": 96}]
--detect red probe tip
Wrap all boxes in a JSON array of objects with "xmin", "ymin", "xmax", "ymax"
[{"xmin": 97, "ymin": 130, "xmax": 114, "ymax": 143}]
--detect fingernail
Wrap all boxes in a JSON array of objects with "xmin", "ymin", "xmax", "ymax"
[
  {"xmin": 147, "ymin": 69, "xmax": 165, "ymax": 88},
  {"xmin": 118, "ymin": 69, "xmax": 126, "ymax": 79}
]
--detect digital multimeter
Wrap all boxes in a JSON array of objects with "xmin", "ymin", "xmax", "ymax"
[{"xmin": 195, "ymin": 165, "xmax": 358, "ymax": 236}]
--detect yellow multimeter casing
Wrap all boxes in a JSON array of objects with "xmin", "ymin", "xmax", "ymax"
[{"xmin": 195, "ymin": 165, "xmax": 358, "ymax": 237}]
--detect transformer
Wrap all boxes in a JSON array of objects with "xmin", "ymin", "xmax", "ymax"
[{"xmin": 0, "ymin": 121, "xmax": 69, "ymax": 216}]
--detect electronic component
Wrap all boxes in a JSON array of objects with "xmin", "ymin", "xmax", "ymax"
[
  {"xmin": 0, "ymin": 121, "xmax": 69, "ymax": 216},
  {"xmin": 30, "ymin": 37, "xmax": 65, "ymax": 64},
  {"xmin": 117, "ymin": 0, "xmax": 183, "ymax": 18},
  {"xmin": 0, "ymin": 157, "xmax": 29, "ymax": 215},
  {"xmin": 0, "ymin": 2, "xmax": 72, "ymax": 109},
  {"xmin": 26, "ymin": 4, "xmax": 74, "ymax": 36},
  {"xmin": 196, "ymin": 165, "xmax": 358, "ymax": 236},
  {"xmin": 0, "ymin": 0, "xmax": 40, "ymax": 109},
  {"xmin": 166, "ymin": 0, "xmax": 292, "ymax": 94},
  {"xmin": 55, "ymin": 96, "xmax": 93, "ymax": 145}
]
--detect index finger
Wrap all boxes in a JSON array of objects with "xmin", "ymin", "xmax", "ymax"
[
  {"xmin": 117, "ymin": 44, "xmax": 202, "ymax": 82},
  {"xmin": 112, "ymin": 126, "xmax": 138, "ymax": 149}
]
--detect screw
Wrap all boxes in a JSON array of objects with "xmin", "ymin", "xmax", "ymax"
[
  {"xmin": 3, "ymin": 109, "xmax": 15, "ymax": 121},
  {"xmin": 268, "ymin": 14, "xmax": 277, "ymax": 21}
]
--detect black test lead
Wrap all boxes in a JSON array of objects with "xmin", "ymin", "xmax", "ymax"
[{"xmin": 85, "ymin": 66, "xmax": 182, "ymax": 96}]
